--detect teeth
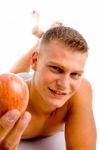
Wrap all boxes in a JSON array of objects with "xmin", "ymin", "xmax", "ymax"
[
  {"xmin": 55, "ymin": 91, "xmax": 62, "ymax": 95},
  {"xmin": 52, "ymin": 89, "xmax": 65, "ymax": 95}
]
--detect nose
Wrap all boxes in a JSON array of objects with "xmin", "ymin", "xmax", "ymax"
[{"xmin": 56, "ymin": 74, "xmax": 71, "ymax": 90}]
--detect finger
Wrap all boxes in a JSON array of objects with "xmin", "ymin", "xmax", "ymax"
[
  {"xmin": 0, "ymin": 109, "xmax": 20, "ymax": 143},
  {"xmin": 3, "ymin": 112, "xmax": 31, "ymax": 150}
]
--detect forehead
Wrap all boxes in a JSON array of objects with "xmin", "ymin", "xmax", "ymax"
[
  {"xmin": 40, "ymin": 41, "xmax": 87, "ymax": 71},
  {"xmin": 39, "ymin": 40, "xmax": 87, "ymax": 70}
]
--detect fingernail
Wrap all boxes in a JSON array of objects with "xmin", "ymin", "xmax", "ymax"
[
  {"xmin": 5, "ymin": 109, "xmax": 20, "ymax": 122},
  {"xmin": 21, "ymin": 112, "xmax": 31, "ymax": 124}
]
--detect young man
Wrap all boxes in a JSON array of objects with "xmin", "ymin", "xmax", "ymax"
[{"xmin": 0, "ymin": 26, "xmax": 97, "ymax": 150}]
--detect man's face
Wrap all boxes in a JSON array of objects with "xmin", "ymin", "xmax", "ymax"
[{"xmin": 32, "ymin": 40, "xmax": 87, "ymax": 108}]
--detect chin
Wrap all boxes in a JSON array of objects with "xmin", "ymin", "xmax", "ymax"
[{"xmin": 48, "ymin": 99, "xmax": 67, "ymax": 108}]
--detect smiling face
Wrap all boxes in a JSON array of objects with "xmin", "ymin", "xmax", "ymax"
[{"xmin": 31, "ymin": 40, "xmax": 87, "ymax": 108}]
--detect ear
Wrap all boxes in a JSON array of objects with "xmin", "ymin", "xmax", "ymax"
[{"xmin": 31, "ymin": 51, "xmax": 39, "ymax": 71}]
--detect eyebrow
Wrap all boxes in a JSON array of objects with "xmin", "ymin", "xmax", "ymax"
[
  {"xmin": 47, "ymin": 61, "xmax": 84, "ymax": 74},
  {"xmin": 47, "ymin": 61, "xmax": 64, "ymax": 69}
]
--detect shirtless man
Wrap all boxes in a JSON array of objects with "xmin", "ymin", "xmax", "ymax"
[
  {"xmin": 0, "ymin": 26, "xmax": 97, "ymax": 150},
  {"xmin": 0, "ymin": 12, "xmax": 97, "ymax": 150}
]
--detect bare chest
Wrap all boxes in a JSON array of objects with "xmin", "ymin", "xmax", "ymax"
[{"xmin": 23, "ymin": 105, "xmax": 68, "ymax": 139}]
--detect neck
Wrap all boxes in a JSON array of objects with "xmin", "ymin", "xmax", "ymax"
[{"xmin": 27, "ymin": 79, "xmax": 57, "ymax": 116}]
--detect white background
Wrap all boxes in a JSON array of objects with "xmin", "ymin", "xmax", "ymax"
[{"xmin": 0, "ymin": 0, "xmax": 99, "ymax": 149}]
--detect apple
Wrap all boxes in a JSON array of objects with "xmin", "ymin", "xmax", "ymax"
[{"xmin": 0, "ymin": 73, "xmax": 29, "ymax": 117}]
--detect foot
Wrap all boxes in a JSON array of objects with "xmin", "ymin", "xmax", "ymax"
[
  {"xmin": 32, "ymin": 10, "xmax": 44, "ymax": 38},
  {"xmin": 50, "ymin": 21, "xmax": 64, "ymax": 28}
]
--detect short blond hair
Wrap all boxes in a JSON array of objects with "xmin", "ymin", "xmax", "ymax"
[{"xmin": 40, "ymin": 26, "xmax": 88, "ymax": 53}]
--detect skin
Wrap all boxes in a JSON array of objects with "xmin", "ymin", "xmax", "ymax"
[
  {"xmin": 0, "ymin": 110, "xmax": 31, "ymax": 150},
  {"xmin": 0, "ymin": 40, "xmax": 96, "ymax": 150},
  {"xmin": 32, "ymin": 10, "xmax": 44, "ymax": 38}
]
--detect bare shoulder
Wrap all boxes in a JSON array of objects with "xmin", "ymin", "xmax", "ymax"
[
  {"xmin": 65, "ymin": 78, "xmax": 97, "ymax": 149},
  {"xmin": 68, "ymin": 78, "xmax": 93, "ymax": 110},
  {"xmin": 78, "ymin": 77, "xmax": 92, "ymax": 95},
  {"xmin": 56, "ymin": 78, "xmax": 93, "ymax": 118}
]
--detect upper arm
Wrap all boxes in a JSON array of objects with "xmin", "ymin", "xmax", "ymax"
[{"xmin": 65, "ymin": 78, "xmax": 97, "ymax": 150}]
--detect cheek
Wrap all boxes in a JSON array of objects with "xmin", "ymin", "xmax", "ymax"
[
  {"xmin": 41, "ymin": 70, "xmax": 57, "ymax": 83},
  {"xmin": 35, "ymin": 67, "xmax": 58, "ymax": 86},
  {"xmin": 41, "ymin": 74, "xmax": 54, "ymax": 85},
  {"xmin": 35, "ymin": 71, "xmax": 51, "ymax": 86}
]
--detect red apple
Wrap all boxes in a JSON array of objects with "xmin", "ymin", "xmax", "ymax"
[{"xmin": 0, "ymin": 73, "xmax": 29, "ymax": 117}]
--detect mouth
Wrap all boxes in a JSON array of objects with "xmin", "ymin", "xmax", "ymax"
[{"xmin": 48, "ymin": 88, "xmax": 67, "ymax": 96}]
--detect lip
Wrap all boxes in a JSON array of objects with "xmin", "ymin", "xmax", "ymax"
[{"xmin": 48, "ymin": 87, "xmax": 68, "ymax": 98}]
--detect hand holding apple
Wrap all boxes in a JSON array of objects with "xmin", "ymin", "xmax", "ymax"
[
  {"xmin": 0, "ymin": 110, "xmax": 31, "ymax": 150},
  {"xmin": 0, "ymin": 73, "xmax": 31, "ymax": 149}
]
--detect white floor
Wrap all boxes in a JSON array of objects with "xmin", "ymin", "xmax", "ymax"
[{"xmin": 18, "ymin": 132, "xmax": 66, "ymax": 150}]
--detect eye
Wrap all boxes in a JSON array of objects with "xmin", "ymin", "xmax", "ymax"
[
  {"xmin": 49, "ymin": 65, "xmax": 63, "ymax": 73},
  {"xmin": 70, "ymin": 72, "xmax": 82, "ymax": 79}
]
